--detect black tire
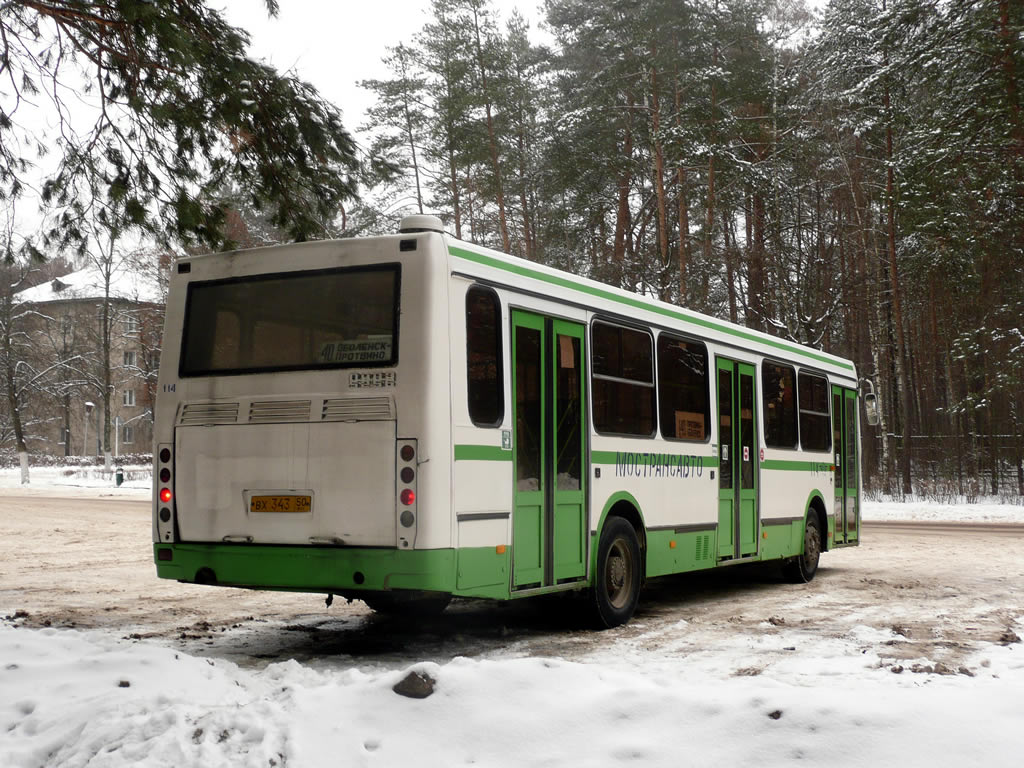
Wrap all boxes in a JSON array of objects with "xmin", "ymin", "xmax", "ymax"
[
  {"xmin": 363, "ymin": 591, "xmax": 452, "ymax": 616},
  {"xmin": 784, "ymin": 514, "xmax": 822, "ymax": 583},
  {"xmin": 591, "ymin": 516, "xmax": 642, "ymax": 628}
]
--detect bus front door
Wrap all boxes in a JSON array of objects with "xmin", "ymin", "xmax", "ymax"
[
  {"xmin": 832, "ymin": 386, "xmax": 859, "ymax": 544},
  {"xmin": 511, "ymin": 311, "xmax": 587, "ymax": 590},
  {"xmin": 717, "ymin": 359, "xmax": 759, "ymax": 560}
]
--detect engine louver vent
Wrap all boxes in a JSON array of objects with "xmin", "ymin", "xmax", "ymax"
[
  {"xmin": 696, "ymin": 534, "xmax": 710, "ymax": 561},
  {"xmin": 248, "ymin": 400, "xmax": 312, "ymax": 423},
  {"xmin": 322, "ymin": 396, "xmax": 394, "ymax": 422},
  {"xmin": 179, "ymin": 402, "xmax": 240, "ymax": 426}
]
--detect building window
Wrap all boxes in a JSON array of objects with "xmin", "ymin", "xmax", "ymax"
[
  {"xmin": 123, "ymin": 389, "xmax": 136, "ymax": 406},
  {"xmin": 656, "ymin": 333, "xmax": 709, "ymax": 441},
  {"xmin": 591, "ymin": 321, "xmax": 655, "ymax": 437},
  {"xmin": 122, "ymin": 425, "xmax": 134, "ymax": 444},
  {"xmin": 465, "ymin": 286, "xmax": 503, "ymax": 427},
  {"xmin": 798, "ymin": 372, "xmax": 831, "ymax": 452},
  {"xmin": 763, "ymin": 362, "xmax": 797, "ymax": 448},
  {"xmin": 123, "ymin": 314, "xmax": 139, "ymax": 336},
  {"xmin": 123, "ymin": 350, "xmax": 137, "ymax": 368}
]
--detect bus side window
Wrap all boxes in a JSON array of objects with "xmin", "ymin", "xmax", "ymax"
[
  {"xmin": 591, "ymin": 321, "xmax": 655, "ymax": 437},
  {"xmin": 762, "ymin": 362, "xmax": 797, "ymax": 449},
  {"xmin": 797, "ymin": 372, "xmax": 831, "ymax": 452},
  {"xmin": 466, "ymin": 286, "xmax": 504, "ymax": 427},
  {"xmin": 656, "ymin": 333, "xmax": 709, "ymax": 441}
]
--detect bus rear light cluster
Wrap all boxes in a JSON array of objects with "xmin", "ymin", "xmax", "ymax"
[
  {"xmin": 157, "ymin": 444, "xmax": 173, "ymax": 528},
  {"xmin": 396, "ymin": 439, "xmax": 418, "ymax": 546}
]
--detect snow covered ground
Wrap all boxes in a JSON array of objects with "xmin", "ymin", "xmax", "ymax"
[
  {"xmin": 3, "ymin": 619, "xmax": 1022, "ymax": 768},
  {"xmin": 1, "ymin": 467, "xmax": 1023, "ymax": 767}
]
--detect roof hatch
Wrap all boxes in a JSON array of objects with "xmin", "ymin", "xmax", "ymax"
[{"xmin": 399, "ymin": 214, "xmax": 445, "ymax": 234}]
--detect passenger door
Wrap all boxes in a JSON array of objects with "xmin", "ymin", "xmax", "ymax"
[
  {"xmin": 717, "ymin": 358, "xmax": 759, "ymax": 559},
  {"xmin": 511, "ymin": 311, "xmax": 587, "ymax": 589},
  {"xmin": 831, "ymin": 386, "xmax": 859, "ymax": 544}
]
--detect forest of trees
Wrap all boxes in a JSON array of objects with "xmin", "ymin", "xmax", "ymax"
[
  {"xmin": 1, "ymin": 0, "xmax": 1021, "ymax": 499},
  {"xmin": 352, "ymin": 0, "xmax": 1024, "ymax": 499}
]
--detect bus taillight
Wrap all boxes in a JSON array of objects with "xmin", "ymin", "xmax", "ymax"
[
  {"xmin": 156, "ymin": 443, "xmax": 174, "ymax": 532},
  {"xmin": 396, "ymin": 439, "xmax": 418, "ymax": 546}
]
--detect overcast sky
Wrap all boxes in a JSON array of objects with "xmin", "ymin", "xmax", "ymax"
[{"xmin": 217, "ymin": 1, "xmax": 549, "ymax": 146}]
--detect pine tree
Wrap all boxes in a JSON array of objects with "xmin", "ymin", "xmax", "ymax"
[{"xmin": 1, "ymin": 0, "xmax": 360, "ymax": 253}]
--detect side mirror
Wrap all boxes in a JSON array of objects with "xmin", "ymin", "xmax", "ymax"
[{"xmin": 863, "ymin": 392, "xmax": 880, "ymax": 426}]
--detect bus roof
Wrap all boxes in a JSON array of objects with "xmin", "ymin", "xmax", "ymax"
[
  {"xmin": 446, "ymin": 237, "xmax": 857, "ymax": 380},
  {"xmin": 173, "ymin": 229, "xmax": 858, "ymax": 382}
]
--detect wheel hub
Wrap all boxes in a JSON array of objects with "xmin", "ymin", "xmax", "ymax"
[{"xmin": 609, "ymin": 554, "xmax": 626, "ymax": 590}]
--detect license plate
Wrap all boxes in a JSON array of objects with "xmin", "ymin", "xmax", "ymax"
[{"xmin": 250, "ymin": 494, "xmax": 312, "ymax": 514}]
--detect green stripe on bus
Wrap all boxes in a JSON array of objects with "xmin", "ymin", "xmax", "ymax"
[
  {"xmin": 454, "ymin": 444, "xmax": 512, "ymax": 461},
  {"xmin": 450, "ymin": 244, "xmax": 855, "ymax": 372},
  {"xmin": 761, "ymin": 459, "xmax": 832, "ymax": 472}
]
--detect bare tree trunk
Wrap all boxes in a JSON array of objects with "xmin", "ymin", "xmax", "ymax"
[
  {"xmin": 997, "ymin": 0, "xmax": 1023, "ymax": 154},
  {"xmin": 404, "ymin": 103, "xmax": 424, "ymax": 215},
  {"xmin": 2, "ymin": 280, "xmax": 30, "ymax": 484},
  {"xmin": 101, "ymin": 273, "xmax": 113, "ymax": 471},
  {"xmin": 448, "ymin": 145, "xmax": 462, "ymax": 239},
  {"xmin": 471, "ymin": 7, "xmax": 510, "ymax": 253},
  {"xmin": 649, "ymin": 57, "xmax": 671, "ymax": 301},
  {"xmin": 395, "ymin": 47, "xmax": 424, "ymax": 215},
  {"xmin": 517, "ymin": 127, "xmax": 533, "ymax": 261},
  {"xmin": 722, "ymin": 207, "xmax": 738, "ymax": 323},
  {"xmin": 749, "ymin": 191, "xmax": 767, "ymax": 332},
  {"xmin": 703, "ymin": 0, "xmax": 719, "ymax": 312},
  {"xmin": 612, "ymin": 92, "xmax": 635, "ymax": 288},
  {"xmin": 673, "ymin": 43, "xmax": 689, "ymax": 304},
  {"xmin": 883, "ymin": 28, "xmax": 912, "ymax": 496}
]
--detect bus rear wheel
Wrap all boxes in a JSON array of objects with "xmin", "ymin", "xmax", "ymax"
[
  {"xmin": 784, "ymin": 514, "xmax": 821, "ymax": 583},
  {"xmin": 591, "ymin": 517, "xmax": 641, "ymax": 628}
]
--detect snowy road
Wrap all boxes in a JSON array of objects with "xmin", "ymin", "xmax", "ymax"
[
  {"xmin": 1, "ymin": 493, "xmax": 1022, "ymax": 668},
  {"xmin": 2, "ymin": 491, "xmax": 1023, "ymax": 766}
]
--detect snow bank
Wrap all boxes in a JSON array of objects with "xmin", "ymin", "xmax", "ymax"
[
  {"xmin": 862, "ymin": 499, "xmax": 1024, "ymax": 523},
  {"xmin": 0, "ymin": 465, "xmax": 151, "ymax": 499},
  {"xmin": 2, "ymin": 622, "xmax": 1022, "ymax": 768}
]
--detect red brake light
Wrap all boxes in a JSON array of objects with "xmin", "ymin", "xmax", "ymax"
[
  {"xmin": 400, "ymin": 489, "xmax": 415, "ymax": 506},
  {"xmin": 159, "ymin": 488, "xmax": 172, "ymax": 503}
]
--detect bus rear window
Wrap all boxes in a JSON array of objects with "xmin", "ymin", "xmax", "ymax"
[{"xmin": 179, "ymin": 265, "xmax": 400, "ymax": 376}]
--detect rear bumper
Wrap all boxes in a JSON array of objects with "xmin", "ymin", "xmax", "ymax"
[
  {"xmin": 153, "ymin": 542, "xmax": 513, "ymax": 599},
  {"xmin": 154, "ymin": 542, "xmax": 456, "ymax": 594}
]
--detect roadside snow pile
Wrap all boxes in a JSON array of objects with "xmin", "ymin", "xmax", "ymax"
[
  {"xmin": 2, "ymin": 622, "xmax": 1023, "ymax": 768},
  {"xmin": 863, "ymin": 499, "xmax": 1024, "ymax": 523},
  {"xmin": 0, "ymin": 465, "xmax": 151, "ymax": 498}
]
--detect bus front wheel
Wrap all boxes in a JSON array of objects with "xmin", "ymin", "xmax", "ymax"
[
  {"xmin": 591, "ymin": 517, "xmax": 642, "ymax": 628},
  {"xmin": 784, "ymin": 514, "xmax": 822, "ymax": 583}
]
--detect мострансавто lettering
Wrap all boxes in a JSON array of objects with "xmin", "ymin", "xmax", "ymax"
[{"xmin": 614, "ymin": 452, "xmax": 704, "ymax": 479}]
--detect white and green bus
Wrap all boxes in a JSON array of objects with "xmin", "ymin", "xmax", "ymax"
[{"xmin": 153, "ymin": 215, "xmax": 874, "ymax": 627}]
